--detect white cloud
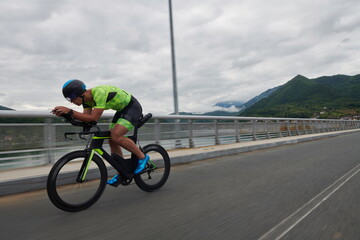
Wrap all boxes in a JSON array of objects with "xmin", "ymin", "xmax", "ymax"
[{"xmin": 0, "ymin": 0, "xmax": 360, "ymax": 114}]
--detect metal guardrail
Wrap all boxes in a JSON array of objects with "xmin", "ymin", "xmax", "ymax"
[{"xmin": 1, "ymin": 110, "xmax": 360, "ymax": 170}]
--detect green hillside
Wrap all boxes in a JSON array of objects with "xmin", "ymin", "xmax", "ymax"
[{"xmin": 240, "ymin": 74, "xmax": 360, "ymax": 118}]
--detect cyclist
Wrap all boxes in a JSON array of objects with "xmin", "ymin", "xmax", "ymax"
[{"xmin": 52, "ymin": 79, "xmax": 150, "ymax": 185}]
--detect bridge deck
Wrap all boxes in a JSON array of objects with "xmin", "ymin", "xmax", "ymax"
[{"xmin": 1, "ymin": 129, "xmax": 360, "ymax": 239}]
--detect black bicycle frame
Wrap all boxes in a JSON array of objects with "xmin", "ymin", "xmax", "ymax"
[
  {"xmin": 76, "ymin": 130, "xmax": 136, "ymax": 182},
  {"xmin": 70, "ymin": 113, "xmax": 153, "ymax": 183}
]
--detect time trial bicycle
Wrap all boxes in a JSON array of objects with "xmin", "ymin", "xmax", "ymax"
[{"xmin": 47, "ymin": 113, "xmax": 171, "ymax": 212}]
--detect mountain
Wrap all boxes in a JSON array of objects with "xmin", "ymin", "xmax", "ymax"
[
  {"xmin": 0, "ymin": 105, "xmax": 14, "ymax": 110},
  {"xmin": 242, "ymin": 86, "xmax": 280, "ymax": 109},
  {"xmin": 240, "ymin": 74, "xmax": 360, "ymax": 118},
  {"xmin": 203, "ymin": 110, "xmax": 237, "ymax": 116},
  {"xmin": 170, "ymin": 111, "xmax": 237, "ymax": 117},
  {"xmin": 213, "ymin": 101, "xmax": 245, "ymax": 109},
  {"xmin": 212, "ymin": 86, "xmax": 280, "ymax": 115}
]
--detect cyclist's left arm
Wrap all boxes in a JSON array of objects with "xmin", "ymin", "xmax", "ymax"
[{"xmin": 52, "ymin": 106, "xmax": 104, "ymax": 122}]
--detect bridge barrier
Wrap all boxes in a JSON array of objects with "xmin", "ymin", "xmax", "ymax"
[{"xmin": 1, "ymin": 110, "xmax": 360, "ymax": 170}]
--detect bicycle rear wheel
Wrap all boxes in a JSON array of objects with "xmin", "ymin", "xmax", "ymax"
[
  {"xmin": 134, "ymin": 144, "xmax": 171, "ymax": 192},
  {"xmin": 47, "ymin": 150, "xmax": 107, "ymax": 212}
]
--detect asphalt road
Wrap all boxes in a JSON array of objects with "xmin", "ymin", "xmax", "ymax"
[{"xmin": 1, "ymin": 132, "xmax": 360, "ymax": 240}]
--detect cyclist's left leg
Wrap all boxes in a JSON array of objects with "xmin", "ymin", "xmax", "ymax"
[
  {"xmin": 107, "ymin": 123, "xmax": 148, "ymax": 184},
  {"xmin": 110, "ymin": 124, "xmax": 145, "ymax": 159},
  {"xmin": 109, "ymin": 96, "xmax": 144, "ymax": 159}
]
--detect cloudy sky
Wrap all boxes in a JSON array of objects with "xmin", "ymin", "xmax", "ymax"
[{"xmin": 1, "ymin": 0, "xmax": 360, "ymax": 114}]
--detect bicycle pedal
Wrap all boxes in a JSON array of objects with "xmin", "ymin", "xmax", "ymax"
[
  {"xmin": 108, "ymin": 181, "xmax": 121, "ymax": 188},
  {"xmin": 120, "ymin": 179, "xmax": 132, "ymax": 186},
  {"xmin": 113, "ymin": 181, "xmax": 122, "ymax": 187}
]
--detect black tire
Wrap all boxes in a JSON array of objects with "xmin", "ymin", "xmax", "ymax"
[
  {"xmin": 47, "ymin": 150, "xmax": 107, "ymax": 212},
  {"xmin": 134, "ymin": 144, "xmax": 171, "ymax": 192}
]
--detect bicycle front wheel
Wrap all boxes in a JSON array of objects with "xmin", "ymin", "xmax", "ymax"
[
  {"xmin": 134, "ymin": 144, "xmax": 171, "ymax": 192},
  {"xmin": 47, "ymin": 150, "xmax": 107, "ymax": 212}
]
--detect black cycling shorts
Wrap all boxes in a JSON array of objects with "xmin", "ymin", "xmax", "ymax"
[{"xmin": 110, "ymin": 96, "xmax": 143, "ymax": 130}]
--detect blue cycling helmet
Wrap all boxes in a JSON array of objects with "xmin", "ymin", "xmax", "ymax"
[{"xmin": 62, "ymin": 79, "xmax": 86, "ymax": 101}]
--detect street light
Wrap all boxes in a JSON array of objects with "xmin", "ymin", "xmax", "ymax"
[
  {"xmin": 168, "ymin": 0, "xmax": 179, "ymax": 115},
  {"xmin": 168, "ymin": 0, "xmax": 181, "ymax": 147}
]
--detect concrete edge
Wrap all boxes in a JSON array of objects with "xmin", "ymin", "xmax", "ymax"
[
  {"xmin": 1, "ymin": 130, "xmax": 358, "ymax": 197},
  {"xmin": 168, "ymin": 131, "xmax": 349, "ymax": 165}
]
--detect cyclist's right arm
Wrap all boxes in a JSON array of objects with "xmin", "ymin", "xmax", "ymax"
[
  {"xmin": 83, "ymin": 108, "xmax": 92, "ymax": 115},
  {"xmin": 81, "ymin": 102, "xmax": 98, "ymax": 121}
]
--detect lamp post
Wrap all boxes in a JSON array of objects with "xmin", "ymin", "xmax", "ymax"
[
  {"xmin": 168, "ymin": 0, "xmax": 179, "ymax": 115},
  {"xmin": 168, "ymin": 0, "xmax": 181, "ymax": 147}
]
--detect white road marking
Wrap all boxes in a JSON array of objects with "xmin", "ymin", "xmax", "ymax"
[{"xmin": 258, "ymin": 162, "xmax": 360, "ymax": 240}]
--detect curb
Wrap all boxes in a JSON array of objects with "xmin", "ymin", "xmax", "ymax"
[{"xmin": 168, "ymin": 131, "xmax": 348, "ymax": 165}]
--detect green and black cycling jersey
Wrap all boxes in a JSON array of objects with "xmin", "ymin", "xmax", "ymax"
[
  {"xmin": 83, "ymin": 85, "xmax": 132, "ymax": 111},
  {"xmin": 83, "ymin": 85, "xmax": 142, "ymax": 130}
]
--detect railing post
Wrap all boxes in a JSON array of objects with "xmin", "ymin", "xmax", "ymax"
[
  {"xmin": 235, "ymin": 120, "xmax": 240, "ymax": 143},
  {"xmin": 320, "ymin": 121, "xmax": 323, "ymax": 132},
  {"xmin": 154, "ymin": 119, "xmax": 161, "ymax": 144},
  {"xmin": 214, "ymin": 120, "xmax": 220, "ymax": 145},
  {"xmin": 44, "ymin": 118, "xmax": 55, "ymax": 164},
  {"xmin": 188, "ymin": 119, "xmax": 195, "ymax": 148},
  {"xmin": 320, "ymin": 121, "xmax": 324, "ymax": 132},
  {"xmin": 287, "ymin": 121, "xmax": 292, "ymax": 136},
  {"xmin": 252, "ymin": 120, "xmax": 257, "ymax": 141},
  {"xmin": 296, "ymin": 121, "xmax": 300, "ymax": 135},
  {"xmin": 303, "ymin": 121, "xmax": 308, "ymax": 135},
  {"xmin": 331, "ymin": 121, "xmax": 334, "ymax": 131},
  {"xmin": 175, "ymin": 119, "xmax": 182, "ymax": 148},
  {"xmin": 266, "ymin": 120, "xmax": 271, "ymax": 139},
  {"xmin": 325, "ymin": 121, "xmax": 329, "ymax": 132},
  {"xmin": 278, "ymin": 120, "xmax": 283, "ymax": 138},
  {"xmin": 310, "ymin": 120, "xmax": 314, "ymax": 134}
]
